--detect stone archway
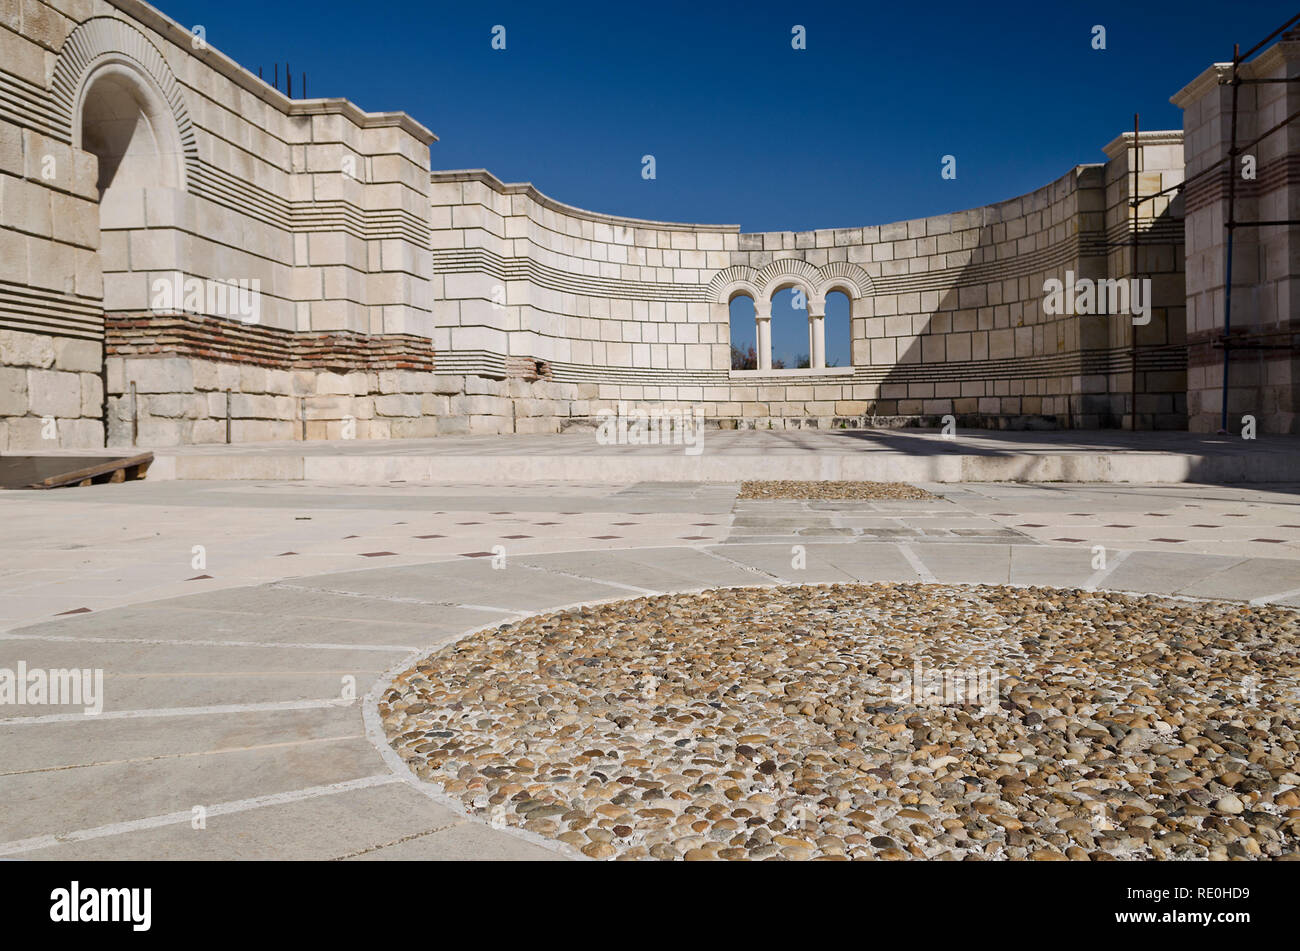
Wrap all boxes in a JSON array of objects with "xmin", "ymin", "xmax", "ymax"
[
  {"xmin": 76, "ymin": 61, "xmax": 186, "ymax": 201},
  {"xmin": 53, "ymin": 17, "xmax": 196, "ymax": 318}
]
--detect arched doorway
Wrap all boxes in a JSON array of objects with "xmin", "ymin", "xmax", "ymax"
[
  {"xmin": 79, "ymin": 64, "xmax": 182, "ymax": 195},
  {"xmin": 74, "ymin": 61, "xmax": 186, "ymax": 313}
]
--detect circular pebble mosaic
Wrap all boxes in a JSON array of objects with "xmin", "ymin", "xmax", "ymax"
[{"xmin": 380, "ymin": 583, "xmax": 1300, "ymax": 860}]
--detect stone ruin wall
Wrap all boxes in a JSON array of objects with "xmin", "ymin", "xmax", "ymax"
[
  {"xmin": 14, "ymin": 0, "xmax": 1282, "ymax": 449},
  {"xmin": 2, "ymin": 0, "xmax": 437, "ymax": 448},
  {"xmin": 432, "ymin": 142, "xmax": 1187, "ymax": 437}
]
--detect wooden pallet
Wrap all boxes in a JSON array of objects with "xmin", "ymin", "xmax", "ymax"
[{"xmin": 0, "ymin": 452, "xmax": 154, "ymax": 490}]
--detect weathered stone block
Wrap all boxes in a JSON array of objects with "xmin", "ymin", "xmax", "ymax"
[
  {"xmin": 126, "ymin": 358, "xmax": 194, "ymax": 394},
  {"xmin": 80, "ymin": 373, "xmax": 102, "ymax": 418},
  {"xmin": 374, "ymin": 394, "xmax": 421, "ymax": 417},
  {"xmin": 27, "ymin": 368, "xmax": 82, "ymax": 417},
  {"xmin": 389, "ymin": 416, "xmax": 439, "ymax": 438},
  {"xmin": 53, "ymin": 338, "xmax": 102, "ymax": 374},
  {"xmin": 0, "ymin": 329, "xmax": 55, "ymax": 368},
  {"xmin": 0, "ymin": 365, "xmax": 28, "ymax": 415}
]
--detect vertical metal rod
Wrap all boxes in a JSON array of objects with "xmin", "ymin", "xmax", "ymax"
[
  {"xmin": 225, "ymin": 389, "xmax": 232, "ymax": 444},
  {"xmin": 300, "ymin": 397, "xmax": 306, "ymax": 441},
  {"xmin": 1130, "ymin": 113, "xmax": 1140, "ymax": 431},
  {"xmin": 1221, "ymin": 44, "xmax": 1242, "ymax": 435},
  {"xmin": 287, "ymin": 64, "xmax": 292, "ymax": 98},
  {"xmin": 129, "ymin": 381, "xmax": 138, "ymax": 447}
]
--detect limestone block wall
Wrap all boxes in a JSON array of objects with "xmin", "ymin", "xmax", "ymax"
[
  {"xmin": 0, "ymin": 327, "xmax": 102, "ymax": 450},
  {"xmin": 0, "ymin": 0, "xmax": 105, "ymax": 448},
  {"xmin": 435, "ymin": 135, "xmax": 1188, "ymax": 431},
  {"xmin": 105, "ymin": 357, "xmax": 450, "ymax": 444},
  {"xmin": 1101, "ymin": 132, "xmax": 1187, "ymax": 429},
  {"xmin": 429, "ymin": 170, "xmax": 733, "ymax": 376},
  {"xmin": 1174, "ymin": 32, "xmax": 1300, "ymax": 434},
  {"xmin": 1, "ymin": 0, "xmax": 441, "ymax": 448}
]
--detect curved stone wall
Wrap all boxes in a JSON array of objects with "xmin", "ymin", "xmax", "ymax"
[{"xmin": 431, "ymin": 140, "xmax": 1186, "ymax": 431}]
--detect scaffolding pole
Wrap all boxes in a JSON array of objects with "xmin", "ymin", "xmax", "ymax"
[
  {"xmin": 1130, "ymin": 113, "xmax": 1140, "ymax": 431},
  {"xmin": 1123, "ymin": 12, "xmax": 1300, "ymax": 434}
]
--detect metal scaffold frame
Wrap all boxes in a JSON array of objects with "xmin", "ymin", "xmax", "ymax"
[{"xmin": 1126, "ymin": 11, "xmax": 1300, "ymax": 432}]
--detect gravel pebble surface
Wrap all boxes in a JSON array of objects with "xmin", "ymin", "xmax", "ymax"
[
  {"xmin": 737, "ymin": 481, "xmax": 938, "ymax": 501},
  {"xmin": 381, "ymin": 583, "xmax": 1300, "ymax": 861}
]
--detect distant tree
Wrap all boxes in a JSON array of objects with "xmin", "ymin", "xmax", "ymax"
[
  {"xmin": 730, "ymin": 344, "xmax": 785, "ymax": 371},
  {"xmin": 731, "ymin": 344, "xmax": 757, "ymax": 370}
]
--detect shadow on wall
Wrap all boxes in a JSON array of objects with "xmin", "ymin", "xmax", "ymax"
[{"xmin": 870, "ymin": 169, "xmax": 1186, "ymax": 434}]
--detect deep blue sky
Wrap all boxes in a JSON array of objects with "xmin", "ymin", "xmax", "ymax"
[{"xmin": 159, "ymin": 0, "xmax": 1293, "ymax": 365}]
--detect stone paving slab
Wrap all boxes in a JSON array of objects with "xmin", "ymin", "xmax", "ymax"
[
  {"xmin": 514, "ymin": 547, "xmax": 759, "ymax": 591},
  {"xmin": 281, "ymin": 561, "xmax": 636, "ymax": 613},
  {"xmin": 1185, "ymin": 558, "xmax": 1300, "ymax": 602},
  {"xmin": 9, "ymin": 781, "xmax": 470, "ymax": 862},
  {"xmin": 1, "ymin": 606, "xmax": 439, "ymax": 647},
  {"xmin": 1099, "ymin": 549, "xmax": 1244, "ymax": 596},
  {"xmin": 699, "ymin": 543, "xmax": 858, "ymax": 584},
  {"xmin": 0, "ymin": 705, "xmax": 363, "ymax": 774},
  {"xmin": 1008, "ymin": 545, "xmax": 1101, "ymax": 588},
  {"xmin": 344, "ymin": 819, "xmax": 564, "ymax": 861},
  {"xmin": 0, "ymin": 732, "xmax": 385, "ymax": 843},
  {"xmin": 0, "ymin": 676, "xmax": 362, "ymax": 716}
]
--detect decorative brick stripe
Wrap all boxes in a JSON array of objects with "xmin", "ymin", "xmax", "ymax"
[
  {"xmin": 1187, "ymin": 321, "xmax": 1300, "ymax": 367},
  {"xmin": 1184, "ymin": 153, "xmax": 1300, "ymax": 214},
  {"xmin": 105, "ymin": 313, "xmax": 434, "ymax": 372}
]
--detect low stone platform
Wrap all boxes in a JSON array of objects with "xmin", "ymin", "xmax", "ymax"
[{"xmin": 142, "ymin": 430, "xmax": 1300, "ymax": 485}]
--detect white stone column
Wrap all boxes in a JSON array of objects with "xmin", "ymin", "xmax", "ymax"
[
  {"xmin": 754, "ymin": 298, "xmax": 773, "ymax": 370},
  {"xmin": 809, "ymin": 298, "xmax": 826, "ymax": 369}
]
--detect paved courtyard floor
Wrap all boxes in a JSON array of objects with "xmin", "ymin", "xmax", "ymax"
[{"xmin": 1, "ymin": 478, "xmax": 1298, "ymax": 859}]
